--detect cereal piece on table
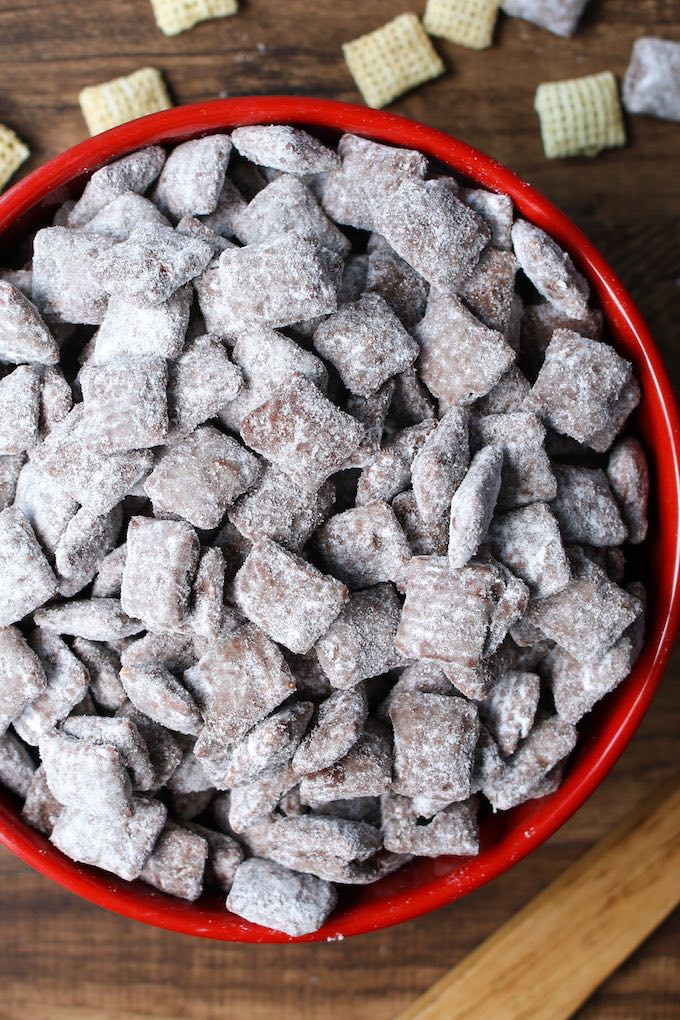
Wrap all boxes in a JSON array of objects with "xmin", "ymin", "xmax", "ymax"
[
  {"xmin": 381, "ymin": 793, "xmax": 479, "ymax": 857},
  {"xmin": 62, "ymin": 715, "xmax": 154, "ymax": 790},
  {"xmin": 484, "ymin": 716, "xmax": 577, "ymax": 811},
  {"xmin": 390, "ymin": 691, "xmax": 478, "ymax": 800},
  {"xmin": 365, "ymin": 233, "xmax": 428, "ymax": 329},
  {"xmin": 623, "ymin": 38, "xmax": 680, "ymax": 123},
  {"xmin": 534, "ymin": 71, "xmax": 626, "ymax": 160},
  {"xmin": 448, "ymin": 446, "xmax": 503, "ymax": 569},
  {"xmin": 12, "ymin": 630, "xmax": 89, "ymax": 745},
  {"xmin": 471, "ymin": 412, "xmax": 556, "ymax": 508},
  {"xmin": 31, "ymin": 228, "xmax": 116, "ymax": 325},
  {"xmin": 233, "ymin": 175, "xmax": 350, "ymax": 257},
  {"xmin": 54, "ymin": 505, "xmax": 123, "ymax": 597},
  {"xmin": 488, "ymin": 502, "xmax": 570, "ymax": 598},
  {"xmin": 313, "ymin": 293, "xmax": 418, "ymax": 397},
  {"xmin": 80, "ymin": 192, "xmax": 170, "ymax": 240},
  {"xmin": 150, "ymin": 0, "xmax": 237, "ymax": 35},
  {"xmin": 321, "ymin": 133, "xmax": 427, "ymax": 232},
  {"xmin": 187, "ymin": 822, "xmax": 242, "ymax": 892},
  {"xmin": 459, "ymin": 249, "xmax": 518, "ymax": 335},
  {"xmin": 152, "ymin": 135, "xmax": 232, "ymax": 219},
  {"xmin": 79, "ymin": 68, "xmax": 171, "ymax": 136},
  {"xmin": 71, "ymin": 638, "xmax": 125, "ymax": 710},
  {"xmin": 293, "ymin": 685, "xmax": 368, "ymax": 774},
  {"xmin": 413, "ymin": 293, "xmax": 515, "ymax": 407},
  {"xmin": 91, "ymin": 544, "xmax": 127, "ymax": 599},
  {"xmin": 234, "ymin": 539, "xmax": 347, "ymax": 654},
  {"xmin": 267, "ymin": 815, "xmax": 382, "ymax": 879},
  {"xmin": 121, "ymin": 517, "xmax": 200, "ymax": 632},
  {"xmin": 228, "ymin": 765, "xmax": 298, "ymax": 831},
  {"xmin": 183, "ymin": 547, "xmax": 225, "ymax": 640},
  {"xmin": 119, "ymin": 662, "xmax": 202, "ymax": 736},
  {"xmin": 218, "ymin": 326, "xmax": 328, "ymax": 432},
  {"xmin": 343, "ymin": 13, "xmax": 445, "ymax": 110},
  {"xmin": 316, "ymin": 501, "xmax": 412, "ymax": 592},
  {"xmin": 34, "ymin": 598, "xmax": 144, "ymax": 642},
  {"xmin": 460, "ymin": 188, "xmax": 513, "ymax": 250},
  {"xmin": 546, "ymin": 636, "xmax": 635, "ymax": 725},
  {"xmin": 512, "ymin": 221, "xmax": 589, "ymax": 317},
  {"xmin": 375, "ymin": 178, "xmax": 490, "ymax": 291},
  {"xmin": 39, "ymin": 729, "xmax": 131, "ymax": 818},
  {"xmin": 188, "ymin": 625, "xmax": 296, "ymax": 754},
  {"xmin": 144, "ymin": 426, "xmax": 261, "ymax": 529},
  {"xmin": 551, "ymin": 464, "xmax": 627, "ymax": 546},
  {"xmin": 166, "ymin": 334, "xmax": 242, "ymax": 437},
  {"xmin": 140, "ymin": 821, "xmax": 207, "ymax": 901},
  {"xmin": 315, "ymin": 584, "xmax": 402, "ymax": 689},
  {"xmin": 299, "ymin": 722, "xmax": 392, "ymax": 803},
  {"xmin": 424, "ymin": 0, "xmax": 499, "ymax": 48},
  {"xmin": 199, "ymin": 237, "xmax": 339, "ymax": 335},
  {"xmin": 241, "ymin": 374, "xmax": 364, "ymax": 493},
  {"xmin": 356, "ymin": 421, "xmax": 436, "ymax": 505},
  {"xmin": 21, "ymin": 765, "xmax": 62, "ymax": 834},
  {"xmin": 525, "ymin": 547, "xmax": 642, "ymax": 663},
  {"xmin": 0, "ymin": 626, "xmax": 46, "ymax": 735},
  {"xmin": 229, "ymin": 468, "xmax": 334, "ymax": 552},
  {"xmin": 392, "ymin": 489, "xmax": 447, "ymax": 555},
  {"xmin": 0, "ymin": 281, "xmax": 58, "ymax": 365},
  {"xmin": 0, "ymin": 731, "xmax": 35, "ymax": 797},
  {"xmin": 0, "ymin": 123, "xmax": 29, "ymax": 191},
  {"xmin": 475, "ymin": 365, "xmax": 530, "ymax": 415},
  {"xmin": 211, "ymin": 702, "xmax": 313, "ymax": 788},
  {"xmin": 227, "ymin": 857, "xmax": 337, "ymax": 937},
  {"xmin": 390, "ymin": 367, "xmax": 437, "ymax": 426},
  {"xmin": 0, "ymin": 507, "xmax": 57, "ymax": 626},
  {"xmin": 0, "ymin": 366, "xmax": 40, "ymax": 454},
  {"xmin": 501, "ymin": 0, "xmax": 591, "ymax": 37},
  {"xmin": 92, "ymin": 224, "xmax": 212, "ymax": 307},
  {"xmin": 412, "ymin": 410, "xmax": 470, "ymax": 531},
  {"xmin": 50, "ymin": 795, "xmax": 167, "ymax": 880},
  {"xmin": 525, "ymin": 330, "xmax": 640, "ymax": 452},
  {"xmin": 31, "ymin": 407, "xmax": 154, "ymax": 515},
  {"xmin": 68, "ymin": 146, "xmax": 166, "ymax": 227},
  {"xmin": 231, "ymin": 126, "xmax": 340, "ymax": 175},
  {"xmin": 607, "ymin": 438, "xmax": 649, "ymax": 545},
  {"xmin": 0, "ymin": 454, "xmax": 24, "ymax": 510},
  {"xmin": 481, "ymin": 670, "xmax": 540, "ymax": 755},
  {"xmin": 92, "ymin": 285, "xmax": 192, "ymax": 363}
]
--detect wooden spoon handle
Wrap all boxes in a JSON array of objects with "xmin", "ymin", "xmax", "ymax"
[{"xmin": 398, "ymin": 774, "xmax": 680, "ymax": 1020}]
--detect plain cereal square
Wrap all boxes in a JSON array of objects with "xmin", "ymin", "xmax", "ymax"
[
  {"xmin": 424, "ymin": 0, "xmax": 500, "ymax": 50},
  {"xmin": 234, "ymin": 539, "xmax": 348, "ymax": 654}
]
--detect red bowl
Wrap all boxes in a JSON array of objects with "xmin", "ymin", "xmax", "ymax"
[{"xmin": 0, "ymin": 97, "xmax": 678, "ymax": 944}]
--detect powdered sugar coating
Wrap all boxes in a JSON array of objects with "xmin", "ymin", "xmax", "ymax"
[
  {"xmin": 551, "ymin": 464, "xmax": 627, "ymax": 546},
  {"xmin": 512, "ymin": 220, "xmax": 589, "ymax": 318},
  {"xmin": 229, "ymin": 467, "xmax": 334, "ymax": 552},
  {"xmin": 316, "ymin": 500, "xmax": 412, "ymax": 592},
  {"xmin": 167, "ymin": 334, "xmax": 243, "ymax": 438},
  {"xmin": 32, "ymin": 228, "xmax": 115, "ymax": 325},
  {"xmin": 448, "ymin": 446, "xmax": 503, "ymax": 569},
  {"xmin": 412, "ymin": 410, "xmax": 470, "ymax": 532},
  {"xmin": 461, "ymin": 188, "xmax": 514, "ymax": 250},
  {"xmin": 622, "ymin": 37, "xmax": 680, "ymax": 122},
  {"xmin": 34, "ymin": 598, "xmax": 144, "ymax": 642},
  {"xmin": 381, "ymin": 793, "xmax": 479, "ymax": 857},
  {"xmin": 120, "ymin": 662, "xmax": 202, "ymax": 736},
  {"xmin": 39, "ymin": 728, "xmax": 132, "ymax": 818},
  {"xmin": 482, "ymin": 671, "xmax": 540, "ymax": 755},
  {"xmin": 12, "ymin": 629, "xmax": 89, "ymax": 745},
  {"xmin": 68, "ymin": 147, "xmax": 166, "ymax": 228},
  {"xmin": 0, "ymin": 625, "xmax": 46, "ymax": 734},
  {"xmin": 471, "ymin": 412, "xmax": 557, "ymax": 508},
  {"xmin": 93, "ymin": 285, "xmax": 192, "ymax": 363},
  {"xmin": 357, "ymin": 421, "xmax": 436, "ymax": 506},
  {"xmin": 414, "ymin": 292, "xmax": 515, "ymax": 407},
  {"xmin": 299, "ymin": 722, "xmax": 392, "ymax": 803},
  {"xmin": 607, "ymin": 438, "xmax": 649, "ymax": 544},
  {"xmin": 54, "ymin": 504, "xmax": 123, "ymax": 597},
  {"xmin": 227, "ymin": 857, "xmax": 337, "ymax": 936},
  {"xmin": 293, "ymin": 685, "xmax": 368, "ymax": 775},
  {"xmin": 80, "ymin": 192, "xmax": 171, "ymax": 241},
  {"xmin": 501, "ymin": 0, "xmax": 591, "ymax": 37},
  {"xmin": 365, "ymin": 233, "xmax": 429, "ymax": 329},
  {"xmin": 0, "ymin": 281, "xmax": 58, "ymax": 365},
  {"xmin": 234, "ymin": 539, "xmax": 348, "ymax": 654},
  {"xmin": 153, "ymin": 135, "xmax": 232, "ymax": 219},
  {"xmin": 313, "ymin": 293, "xmax": 418, "ymax": 398},
  {"xmin": 0, "ymin": 366, "xmax": 41, "ymax": 454},
  {"xmin": 121, "ymin": 517, "xmax": 200, "ymax": 632},
  {"xmin": 234, "ymin": 175, "xmax": 350, "ymax": 257},
  {"xmin": 483, "ymin": 716, "xmax": 577, "ymax": 811},
  {"xmin": 231, "ymin": 126, "xmax": 340, "ymax": 175},
  {"xmin": 459, "ymin": 249, "xmax": 518, "ymax": 335},
  {"xmin": 0, "ymin": 507, "xmax": 57, "ymax": 626},
  {"xmin": 21, "ymin": 765, "xmax": 63, "ymax": 834},
  {"xmin": 315, "ymin": 583, "xmax": 402, "ymax": 689},
  {"xmin": 489, "ymin": 502, "xmax": 570, "ymax": 598},
  {"xmin": 0, "ymin": 730, "xmax": 36, "ymax": 797}
]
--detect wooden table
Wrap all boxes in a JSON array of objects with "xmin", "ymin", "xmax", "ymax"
[{"xmin": 0, "ymin": 1, "xmax": 678, "ymax": 1016}]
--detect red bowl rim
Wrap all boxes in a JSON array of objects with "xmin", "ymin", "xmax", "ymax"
[{"xmin": 0, "ymin": 97, "xmax": 679, "ymax": 944}]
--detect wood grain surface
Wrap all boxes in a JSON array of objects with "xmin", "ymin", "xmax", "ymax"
[{"xmin": 0, "ymin": 2, "xmax": 678, "ymax": 1018}]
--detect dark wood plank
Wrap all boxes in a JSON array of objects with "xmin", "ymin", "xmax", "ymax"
[{"xmin": 0, "ymin": 1, "xmax": 678, "ymax": 1017}]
